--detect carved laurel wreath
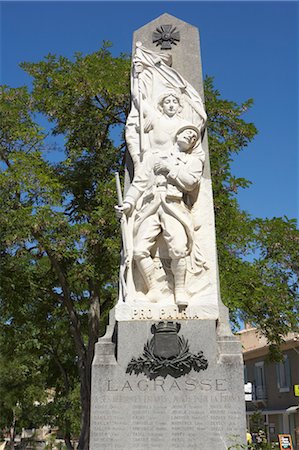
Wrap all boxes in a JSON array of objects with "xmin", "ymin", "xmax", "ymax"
[{"xmin": 126, "ymin": 336, "xmax": 208, "ymax": 379}]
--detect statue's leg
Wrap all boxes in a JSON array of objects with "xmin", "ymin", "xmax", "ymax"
[
  {"xmin": 161, "ymin": 212, "xmax": 189, "ymax": 307},
  {"xmin": 171, "ymin": 258, "xmax": 188, "ymax": 307},
  {"xmin": 134, "ymin": 212, "xmax": 162, "ymax": 302},
  {"xmin": 135, "ymin": 257, "xmax": 161, "ymax": 303}
]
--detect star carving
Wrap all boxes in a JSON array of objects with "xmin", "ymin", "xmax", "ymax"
[{"xmin": 152, "ymin": 24, "xmax": 180, "ymax": 50}]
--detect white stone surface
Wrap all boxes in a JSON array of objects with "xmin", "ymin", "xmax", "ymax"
[{"xmin": 90, "ymin": 311, "xmax": 246, "ymax": 450}]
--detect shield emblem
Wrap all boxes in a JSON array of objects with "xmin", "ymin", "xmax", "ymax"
[{"xmin": 151, "ymin": 322, "xmax": 181, "ymax": 359}]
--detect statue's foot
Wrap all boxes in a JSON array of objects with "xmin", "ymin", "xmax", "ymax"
[
  {"xmin": 146, "ymin": 288, "xmax": 161, "ymax": 303},
  {"xmin": 175, "ymin": 292, "xmax": 188, "ymax": 308}
]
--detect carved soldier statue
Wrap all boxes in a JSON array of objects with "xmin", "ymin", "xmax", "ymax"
[
  {"xmin": 115, "ymin": 43, "xmax": 213, "ymax": 314},
  {"xmin": 119, "ymin": 124, "xmax": 204, "ymax": 307}
]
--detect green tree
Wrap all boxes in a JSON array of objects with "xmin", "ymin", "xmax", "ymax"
[
  {"xmin": 205, "ymin": 78, "xmax": 298, "ymax": 343},
  {"xmin": 0, "ymin": 45, "xmax": 297, "ymax": 449},
  {"xmin": 0, "ymin": 44, "xmax": 130, "ymax": 449}
]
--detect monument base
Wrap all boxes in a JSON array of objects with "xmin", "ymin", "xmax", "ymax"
[{"xmin": 90, "ymin": 309, "xmax": 246, "ymax": 450}]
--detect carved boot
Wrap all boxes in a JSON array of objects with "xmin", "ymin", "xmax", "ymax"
[
  {"xmin": 172, "ymin": 258, "xmax": 188, "ymax": 307},
  {"xmin": 136, "ymin": 256, "xmax": 160, "ymax": 303}
]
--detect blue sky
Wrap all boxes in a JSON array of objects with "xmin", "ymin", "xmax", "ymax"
[{"xmin": 1, "ymin": 1, "xmax": 298, "ymax": 221}]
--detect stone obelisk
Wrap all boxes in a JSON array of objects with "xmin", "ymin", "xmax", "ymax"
[{"xmin": 90, "ymin": 14, "xmax": 246, "ymax": 450}]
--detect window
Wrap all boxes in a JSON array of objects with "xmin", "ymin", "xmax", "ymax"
[
  {"xmin": 276, "ymin": 354, "xmax": 291, "ymax": 392},
  {"xmin": 254, "ymin": 361, "xmax": 266, "ymax": 399},
  {"xmin": 244, "ymin": 365, "xmax": 248, "ymax": 384}
]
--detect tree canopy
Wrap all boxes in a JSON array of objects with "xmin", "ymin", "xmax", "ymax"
[{"xmin": 0, "ymin": 43, "xmax": 298, "ymax": 449}]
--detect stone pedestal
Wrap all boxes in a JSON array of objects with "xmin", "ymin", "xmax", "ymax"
[{"xmin": 90, "ymin": 310, "xmax": 246, "ymax": 450}]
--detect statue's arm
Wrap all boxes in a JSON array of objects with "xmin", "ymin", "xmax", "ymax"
[
  {"xmin": 124, "ymin": 160, "xmax": 151, "ymax": 208},
  {"xmin": 168, "ymin": 158, "xmax": 203, "ymax": 192}
]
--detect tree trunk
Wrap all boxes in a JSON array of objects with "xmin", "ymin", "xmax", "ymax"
[
  {"xmin": 9, "ymin": 428, "xmax": 15, "ymax": 450},
  {"xmin": 9, "ymin": 410, "xmax": 16, "ymax": 450},
  {"xmin": 64, "ymin": 431, "xmax": 74, "ymax": 450},
  {"xmin": 76, "ymin": 280, "xmax": 101, "ymax": 450},
  {"xmin": 47, "ymin": 255, "xmax": 100, "ymax": 450},
  {"xmin": 77, "ymin": 312, "xmax": 99, "ymax": 450},
  {"xmin": 77, "ymin": 366, "xmax": 91, "ymax": 450}
]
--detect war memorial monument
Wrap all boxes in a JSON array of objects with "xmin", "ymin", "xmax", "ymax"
[{"xmin": 90, "ymin": 14, "xmax": 246, "ymax": 450}]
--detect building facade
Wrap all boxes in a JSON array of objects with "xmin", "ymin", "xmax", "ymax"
[{"xmin": 239, "ymin": 327, "xmax": 299, "ymax": 448}]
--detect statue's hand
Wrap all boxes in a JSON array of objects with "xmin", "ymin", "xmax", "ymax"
[
  {"xmin": 133, "ymin": 59, "xmax": 144, "ymax": 76},
  {"xmin": 115, "ymin": 202, "xmax": 133, "ymax": 218},
  {"xmin": 154, "ymin": 161, "xmax": 170, "ymax": 175}
]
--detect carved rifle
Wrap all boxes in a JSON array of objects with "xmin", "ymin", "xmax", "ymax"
[{"xmin": 115, "ymin": 172, "xmax": 130, "ymax": 299}]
